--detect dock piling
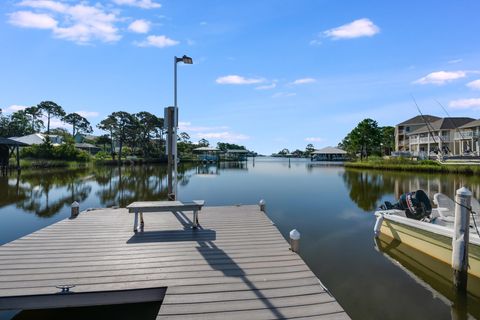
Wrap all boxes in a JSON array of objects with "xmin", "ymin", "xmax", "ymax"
[
  {"xmin": 259, "ymin": 199, "xmax": 266, "ymax": 212},
  {"xmin": 452, "ymin": 187, "xmax": 471, "ymax": 292},
  {"xmin": 290, "ymin": 229, "xmax": 300, "ymax": 253},
  {"xmin": 70, "ymin": 201, "xmax": 80, "ymax": 219}
]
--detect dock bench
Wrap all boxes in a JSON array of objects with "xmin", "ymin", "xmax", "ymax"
[{"xmin": 126, "ymin": 200, "xmax": 205, "ymax": 232}]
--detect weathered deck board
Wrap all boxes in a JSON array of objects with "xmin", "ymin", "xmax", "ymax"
[{"xmin": 0, "ymin": 205, "xmax": 349, "ymax": 319}]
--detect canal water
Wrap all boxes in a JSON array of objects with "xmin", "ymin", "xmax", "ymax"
[{"xmin": 0, "ymin": 158, "xmax": 479, "ymax": 319}]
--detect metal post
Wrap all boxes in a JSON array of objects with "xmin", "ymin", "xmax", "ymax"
[
  {"xmin": 173, "ymin": 57, "xmax": 179, "ymax": 200},
  {"xmin": 259, "ymin": 199, "xmax": 266, "ymax": 212},
  {"xmin": 166, "ymin": 107, "xmax": 175, "ymax": 200},
  {"xmin": 452, "ymin": 187, "xmax": 471, "ymax": 292}
]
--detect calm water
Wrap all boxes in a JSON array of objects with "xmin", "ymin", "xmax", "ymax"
[{"xmin": 1, "ymin": 158, "xmax": 479, "ymax": 319}]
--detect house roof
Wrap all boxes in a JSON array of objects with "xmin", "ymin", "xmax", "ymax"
[
  {"xmin": 311, "ymin": 146, "xmax": 347, "ymax": 155},
  {"xmin": 9, "ymin": 133, "xmax": 45, "ymax": 146},
  {"xmin": 397, "ymin": 115, "xmax": 441, "ymax": 126},
  {"xmin": 0, "ymin": 137, "xmax": 28, "ymax": 146},
  {"xmin": 226, "ymin": 149, "xmax": 249, "ymax": 153},
  {"xmin": 459, "ymin": 119, "xmax": 480, "ymax": 129},
  {"xmin": 193, "ymin": 147, "xmax": 220, "ymax": 152},
  {"xmin": 75, "ymin": 143, "xmax": 100, "ymax": 149},
  {"xmin": 408, "ymin": 117, "xmax": 476, "ymax": 135}
]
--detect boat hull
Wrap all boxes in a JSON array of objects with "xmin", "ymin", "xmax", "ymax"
[{"xmin": 378, "ymin": 214, "xmax": 480, "ymax": 278}]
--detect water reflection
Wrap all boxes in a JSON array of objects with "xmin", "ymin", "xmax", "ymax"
[
  {"xmin": 342, "ymin": 168, "xmax": 480, "ymax": 211},
  {"xmin": 374, "ymin": 235, "xmax": 480, "ymax": 319}
]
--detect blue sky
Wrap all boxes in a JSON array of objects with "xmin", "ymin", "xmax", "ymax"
[{"xmin": 1, "ymin": 0, "xmax": 480, "ymax": 154}]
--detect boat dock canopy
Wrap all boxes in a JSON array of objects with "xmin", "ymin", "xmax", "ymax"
[{"xmin": 0, "ymin": 205, "xmax": 349, "ymax": 319}]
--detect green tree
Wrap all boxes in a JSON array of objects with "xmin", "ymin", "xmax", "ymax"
[
  {"xmin": 179, "ymin": 132, "xmax": 191, "ymax": 143},
  {"xmin": 198, "ymin": 138, "xmax": 209, "ymax": 147},
  {"xmin": 63, "ymin": 113, "xmax": 93, "ymax": 136},
  {"xmin": 7, "ymin": 110, "xmax": 34, "ymax": 137},
  {"xmin": 98, "ymin": 112, "xmax": 136, "ymax": 163},
  {"xmin": 37, "ymin": 101, "xmax": 65, "ymax": 134},
  {"xmin": 134, "ymin": 112, "xmax": 163, "ymax": 157},
  {"xmin": 341, "ymin": 118, "xmax": 381, "ymax": 160},
  {"xmin": 380, "ymin": 126, "xmax": 395, "ymax": 156},
  {"xmin": 216, "ymin": 142, "xmax": 245, "ymax": 152},
  {"xmin": 24, "ymin": 106, "xmax": 44, "ymax": 132},
  {"xmin": 97, "ymin": 116, "xmax": 117, "ymax": 160},
  {"xmin": 96, "ymin": 134, "xmax": 111, "ymax": 152},
  {"xmin": 305, "ymin": 143, "xmax": 315, "ymax": 156}
]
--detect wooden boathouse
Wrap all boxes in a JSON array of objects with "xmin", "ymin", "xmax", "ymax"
[{"xmin": 0, "ymin": 204, "xmax": 349, "ymax": 319}]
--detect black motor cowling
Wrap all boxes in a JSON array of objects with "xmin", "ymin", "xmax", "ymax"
[{"xmin": 381, "ymin": 189, "xmax": 432, "ymax": 220}]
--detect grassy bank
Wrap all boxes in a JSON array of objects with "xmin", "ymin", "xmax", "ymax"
[
  {"xmin": 17, "ymin": 159, "xmax": 91, "ymax": 169},
  {"xmin": 345, "ymin": 157, "xmax": 480, "ymax": 175}
]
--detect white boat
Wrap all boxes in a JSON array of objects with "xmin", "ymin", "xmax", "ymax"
[{"xmin": 374, "ymin": 192, "xmax": 480, "ymax": 278}]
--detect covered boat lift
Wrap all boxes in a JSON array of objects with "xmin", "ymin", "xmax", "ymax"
[
  {"xmin": 0, "ymin": 137, "xmax": 28, "ymax": 174},
  {"xmin": 193, "ymin": 146, "xmax": 221, "ymax": 163},
  {"xmin": 311, "ymin": 146, "xmax": 348, "ymax": 161}
]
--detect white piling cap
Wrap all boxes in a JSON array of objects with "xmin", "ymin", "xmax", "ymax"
[
  {"xmin": 456, "ymin": 187, "xmax": 472, "ymax": 197},
  {"xmin": 259, "ymin": 199, "xmax": 266, "ymax": 205},
  {"xmin": 290, "ymin": 229, "xmax": 300, "ymax": 240},
  {"xmin": 71, "ymin": 201, "xmax": 80, "ymax": 208}
]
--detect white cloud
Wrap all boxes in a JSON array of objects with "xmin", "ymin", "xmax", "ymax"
[
  {"xmin": 128, "ymin": 19, "xmax": 150, "ymax": 33},
  {"xmin": 200, "ymin": 21, "xmax": 207, "ymax": 26},
  {"xmin": 309, "ymin": 39, "xmax": 322, "ymax": 46},
  {"xmin": 292, "ymin": 78, "xmax": 316, "ymax": 85},
  {"xmin": 11, "ymin": 1, "xmax": 121, "ymax": 44},
  {"xmin": 414, "ymin": 70, "xmax": 467, "ymax": 85},
  {"xmin": 8, "ymin": 11, "xmax": 58, "ymax": 29},
  {"xmin": 448, "ymin": 59, "xmax": 462, "ymax": 64},
  {"xmin": 305, "ymin": 137, "xmax": 324, "ymax": 142},
  {"xmin": 216, "ymin": 75, "xmax": 265, "ymax": 85},
  {"xmin": 272, "ymin": 92, "xmax": 296, "ymax": 98},
  {"xmin": 112, "ymin": 0, "xmax": 161, "ymax": 9},
  {"xmin": 323, "ymin": 18, "xmax": 380, "ymax": 40},
  {"xmin": 449, "ymin": 98, "xmax": 480, "ymax": 110},
  {"xmin": 466, "ymin": 79, "xmax": 480, "ymax": 90},
  {"xmin": 5, "ymin": 105, "xmax": 28, "ymax": 113},
  {"xmin": 76, "ymin": 110, "xmax": 100, "ymax": 118},
  {"xmin": 195, "ymin": 132, "xmax": 249, "ymax": 143},
  {"xmin": 255, "ymin": 83, "xmax": 277, "ymax": 90},
  {"xmin": 135, "ymin": 35, "xmax": 179, "ymax": 47},
  {"xmin": 179, "ymin": 122, "xmax": 229, "ymax": 132}
]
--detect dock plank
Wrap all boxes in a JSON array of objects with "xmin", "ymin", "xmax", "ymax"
[{"xmin": 0, "ymin": 205, "xmax": 349, "ymax": 319}]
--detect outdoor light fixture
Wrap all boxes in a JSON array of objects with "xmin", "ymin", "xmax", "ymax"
[
  {"xmin": 176, "ymin": 55, "xmax": 193, "ymax": 65},
  {"xmin": 168, "ymin": 55, "xmax": 193, "ymax": 200}
]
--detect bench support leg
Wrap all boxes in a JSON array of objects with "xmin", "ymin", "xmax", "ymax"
[
  {"xmin": 193, "ymin": 210, "xmax": 199, "ymax": 228},
  {"xmin": 133, "ymin": 211, "xmax": 138, "ymax": 233},
  {"xmin": 140, "ymin": 212, "xmax": 144, "ymax": 231}
]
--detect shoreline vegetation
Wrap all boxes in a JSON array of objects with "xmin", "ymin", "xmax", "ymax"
[{"xmin": 345, "ymin": 157, "xmax": 480, "ymax": 175}]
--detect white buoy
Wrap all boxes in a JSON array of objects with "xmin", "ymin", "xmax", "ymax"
[
  {"xmin": 259, "ymin": 199, "xmax": 266, "ymax": 212},
  {"xmin": 290, "ymin": 229, "xmax": 300, "ymax": 253},
  {"xmin": 71, "ymin": 201, "xmax": 80, "ymax": 218},
  {"xmin": 374, "ymin": 215, "xmax": 384, "ymax": 238},
  {"xmin": 452, "ymin": 187, "xmax": 471, "ymax": 292}
]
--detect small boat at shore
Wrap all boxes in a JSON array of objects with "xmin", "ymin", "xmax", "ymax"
[{"xmin": 374, "ymin": 190, "xmax": 480, "ymax": 278}]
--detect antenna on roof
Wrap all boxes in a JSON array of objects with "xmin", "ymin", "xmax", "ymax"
[{"xmin": 435, "ymin": 99, "xmax": 472, "ymax": 152}]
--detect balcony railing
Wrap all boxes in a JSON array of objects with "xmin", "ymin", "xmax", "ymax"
[
  {"xmin": 408, "ymin": 135, "xmax": 450, "ymax": 144},
  {"xmin": 454, "ymin": 131, "xmax": 479, "ymax": 140}
]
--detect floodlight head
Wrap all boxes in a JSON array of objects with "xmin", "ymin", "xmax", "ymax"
[{"xmin": 176, "ymin": 55, "xmax": 193, "ymax": 64}]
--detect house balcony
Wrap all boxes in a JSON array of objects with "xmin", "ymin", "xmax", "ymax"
[
  {"xmin": 409, "ymin": 135, "xmax": 451, "ymax": 144},
  {"xmin": 454, "ymin": 131, "xmax": 479, "ymax": 140}
]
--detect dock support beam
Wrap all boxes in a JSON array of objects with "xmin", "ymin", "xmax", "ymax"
[
  {"xmin": 290, "ymin": 229, "xmax": 300, "ymax": 253},
  {"xmin": 452, "ymin": 187, "xmax": 471, "ymax": 292}
]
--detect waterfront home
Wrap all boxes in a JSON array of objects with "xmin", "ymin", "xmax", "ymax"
[{"xmin": 395, "ymin": 116, "xmax": 479, "ymax": 156}]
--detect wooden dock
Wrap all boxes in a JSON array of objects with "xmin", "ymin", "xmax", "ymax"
[{"xmin": 0, "ymin": 205, "xmax": 349, "ymax": 319}]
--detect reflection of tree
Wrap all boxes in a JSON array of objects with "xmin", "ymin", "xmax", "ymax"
[
  {"xmin": 14, "ymin": 169, "xmax": 92, "ymax": 218},
  {"xmin": 0, "ymin": 175, "xmax": 28, "ymax": 208},
  {"xmin": 342, "ymin": 169, "xmax": 395, "ymax": 211}
]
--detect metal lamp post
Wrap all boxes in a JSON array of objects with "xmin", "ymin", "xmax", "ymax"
[{"xmin": 169, "ymin": 55, "xmax": 193, "ymax": 201}]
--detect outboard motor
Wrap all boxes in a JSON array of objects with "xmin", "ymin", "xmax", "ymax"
[{"xmin": 381, "ymin": 190, "xmax": 432, "ymax": 220}]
